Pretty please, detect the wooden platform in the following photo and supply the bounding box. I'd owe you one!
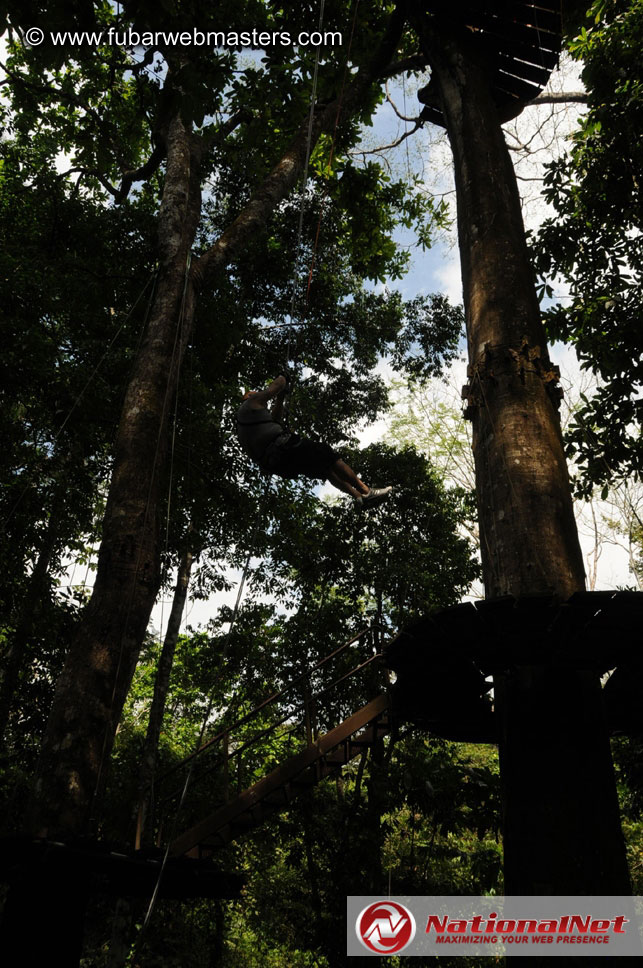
[384,591,643,738]
[418,1,564,125]
[0,836,243,899]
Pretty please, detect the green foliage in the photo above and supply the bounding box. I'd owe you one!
[93,439,483,964]
[531,0,643,493]
[249,443,478,627]
[209,735,500,967]
[0,0,464,756]
[0,121,159,746]
[612,735,643,893]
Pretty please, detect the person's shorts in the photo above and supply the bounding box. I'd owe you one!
[261,435,342,481]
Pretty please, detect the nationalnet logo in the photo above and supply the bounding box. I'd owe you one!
[425,911,628,947]
[347,896,643,958]
[355,901,416,954]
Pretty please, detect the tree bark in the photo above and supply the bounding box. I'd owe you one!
[135,539,194,848]
[27,110,202,839]
[415,16,630,897]
[422,28,585,601]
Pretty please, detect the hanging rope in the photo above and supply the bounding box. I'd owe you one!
[137,255,196,845]
[276,0,327,430]
[286,0,327,356]
[136,0,357,936]
[305,0,361,306]
[280,0,361,431]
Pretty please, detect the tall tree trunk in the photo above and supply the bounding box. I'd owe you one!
[135,539,194,848]
[415,17,630,896]
[27,111,202,840]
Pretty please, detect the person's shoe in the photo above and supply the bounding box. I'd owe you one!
[354,486,393,509]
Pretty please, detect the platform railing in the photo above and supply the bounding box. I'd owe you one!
[152,623,388,843]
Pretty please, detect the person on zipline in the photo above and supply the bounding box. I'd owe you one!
[236,375,392,508]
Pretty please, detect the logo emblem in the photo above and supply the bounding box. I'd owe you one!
[356,900,416,954]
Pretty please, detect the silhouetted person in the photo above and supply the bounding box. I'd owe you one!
[236,375,392,507]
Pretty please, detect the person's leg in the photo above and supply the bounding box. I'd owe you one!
[327,459,369,498]
[327,467,364,498]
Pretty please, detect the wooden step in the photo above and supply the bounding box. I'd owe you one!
[169,694,390,857]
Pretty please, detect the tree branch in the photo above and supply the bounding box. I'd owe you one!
[51,155,165,204]
[112,142,166,203]
[528,92,588,106]
[192,4,408,292]
[0,57,106,128]
[1,55,165,201]
[385,80,420,122]
[349,121,423,158]
[378,53,428,80]
[201,108,252,152]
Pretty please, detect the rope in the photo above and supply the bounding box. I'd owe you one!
[137,0,356,936]
[164,254,192,558]
[305,0,361,306]
[137,461,275,943]
[274,1,327,429]
[281,0,360,428]
[286,0,326,361]
[282,1,360,429]
[140,258,195,843]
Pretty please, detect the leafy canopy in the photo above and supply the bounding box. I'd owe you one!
[532,0,643,493]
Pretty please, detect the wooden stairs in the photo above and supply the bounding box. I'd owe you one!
[169,693,390,857]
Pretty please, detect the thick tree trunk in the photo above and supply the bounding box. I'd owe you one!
[416,18,630,896]
[104,544,194,968]
[429,42,584,600]
[27,112,202,840]
[135,539,194,848]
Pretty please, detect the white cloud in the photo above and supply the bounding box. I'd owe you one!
[431,251,463,304]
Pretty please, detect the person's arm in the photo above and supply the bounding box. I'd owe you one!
[270,381,288,421]
[246,375,287,410]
